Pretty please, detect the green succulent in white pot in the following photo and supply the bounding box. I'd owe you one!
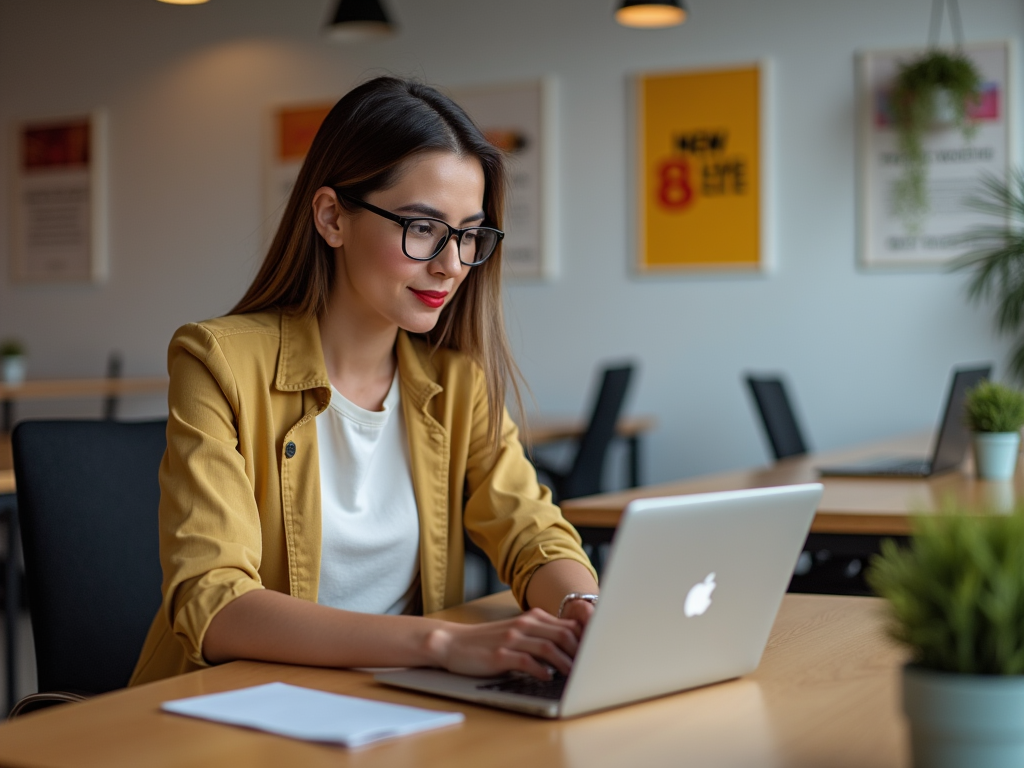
[0,339,26,386]
[964,381,1024,480]
[868,511,1024,768]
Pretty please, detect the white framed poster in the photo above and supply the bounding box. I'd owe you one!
[11,111,108,282]
[858,40,1013,268]
[449,79,557,280]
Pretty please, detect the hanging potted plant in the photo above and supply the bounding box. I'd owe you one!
[868,511,1024,767]
[890,49,981,229]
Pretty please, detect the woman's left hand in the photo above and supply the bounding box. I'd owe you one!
[559,597,596,632]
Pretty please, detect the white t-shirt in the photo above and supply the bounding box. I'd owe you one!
[315,374,421,614]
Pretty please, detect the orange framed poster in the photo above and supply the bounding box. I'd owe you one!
[636,63,770,272]
[264,102,333,238]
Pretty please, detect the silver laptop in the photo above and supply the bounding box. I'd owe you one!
[376,483,823,718]
[817,365,991,478]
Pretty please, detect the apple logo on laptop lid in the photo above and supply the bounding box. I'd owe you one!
[684,573,716,617]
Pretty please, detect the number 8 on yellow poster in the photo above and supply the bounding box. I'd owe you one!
[637,64,768,272]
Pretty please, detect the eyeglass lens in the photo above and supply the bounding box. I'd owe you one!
[403,219,499,265]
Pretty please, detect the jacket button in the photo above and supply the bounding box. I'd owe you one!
[285,441,296,458]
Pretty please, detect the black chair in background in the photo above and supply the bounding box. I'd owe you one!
[103,352,123,420]
[744,375,809,460]
[529,364,635,577]
[533,364,635,503]
[9,420,165,717]
[742,374,877,596]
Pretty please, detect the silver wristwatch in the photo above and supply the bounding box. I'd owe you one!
[557,592,600,618]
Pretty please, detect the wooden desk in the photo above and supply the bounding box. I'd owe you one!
[523,415,656,488]
[561,433,1016,537]
[0,591,907,767]
[0,377,168,432]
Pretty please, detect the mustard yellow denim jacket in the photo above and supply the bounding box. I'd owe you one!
[130,310,594,685]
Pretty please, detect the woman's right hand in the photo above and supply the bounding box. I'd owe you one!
[426,608,582,680]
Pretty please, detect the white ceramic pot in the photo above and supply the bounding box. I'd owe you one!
[0,355,26,386]
[973,432,1021,481]
[904,665,1024,768]
[931,88,959,127]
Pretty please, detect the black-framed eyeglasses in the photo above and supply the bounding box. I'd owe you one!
[334,190,504,266]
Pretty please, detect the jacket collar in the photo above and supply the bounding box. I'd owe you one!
[396,332,442,412]
[275,312,330,392]
[275,311,442,409]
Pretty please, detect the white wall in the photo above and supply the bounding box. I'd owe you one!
[0,0,1021,485]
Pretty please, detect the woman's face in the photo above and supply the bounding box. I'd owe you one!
[323,151,486,336]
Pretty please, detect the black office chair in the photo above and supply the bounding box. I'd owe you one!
[9,420,166,717]
[742,375,874,596]
[103,352,123,420]
[744,375,809,460]
[533,364,635,503]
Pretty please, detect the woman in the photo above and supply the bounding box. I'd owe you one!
[130,77,599,687]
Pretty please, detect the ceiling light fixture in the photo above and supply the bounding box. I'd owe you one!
[615,0,688,29]
[326,0,395,42]
[157,0,210,5]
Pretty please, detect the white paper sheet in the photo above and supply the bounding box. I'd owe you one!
[161,682,464,748]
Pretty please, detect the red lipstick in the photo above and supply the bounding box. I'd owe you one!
[409,288,448,308]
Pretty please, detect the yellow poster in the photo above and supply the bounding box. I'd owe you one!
[638,65,765,271]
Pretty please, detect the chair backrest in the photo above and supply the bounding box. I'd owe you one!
[744,375,809,460]
[103,352,122,420]
[562,365,634,499]
[12,420,166,695]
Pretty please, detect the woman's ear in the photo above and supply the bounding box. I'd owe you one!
[312,187,345,247]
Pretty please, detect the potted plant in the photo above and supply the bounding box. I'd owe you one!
[953,169,1024,381]
[890,49,981,229]
[0,339,27,386]
[867,511,1024,768]
[965,381,1024,480]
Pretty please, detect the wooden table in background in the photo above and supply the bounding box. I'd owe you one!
[0,435,12,495]
[523,415,656,488]
[0,591,907,768]
[0,377,168,433]
[560,432,1015,537]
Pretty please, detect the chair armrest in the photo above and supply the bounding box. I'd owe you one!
[9,690,90,718]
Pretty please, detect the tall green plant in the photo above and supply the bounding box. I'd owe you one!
[867,509,1024,675]
[953,168,1024,382]
[891,49,981,229]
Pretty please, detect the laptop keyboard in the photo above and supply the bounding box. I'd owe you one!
[477,671,567,700]
[866,460,931,476]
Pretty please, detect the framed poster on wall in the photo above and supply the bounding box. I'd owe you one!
[11,112,108,283]
[449,79,557,280]
[858,40,1012,268]
[265,103,333,238]
[635,63,770,273]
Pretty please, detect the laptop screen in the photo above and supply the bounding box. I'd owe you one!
[930,366,992,473]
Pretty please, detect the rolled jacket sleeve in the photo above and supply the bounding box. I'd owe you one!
[159,324,266,667]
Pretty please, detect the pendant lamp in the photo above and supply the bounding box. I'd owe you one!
[615,0,688,29]
[326,0,395,41]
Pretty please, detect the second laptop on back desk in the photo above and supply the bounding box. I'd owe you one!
[817,365,992,479]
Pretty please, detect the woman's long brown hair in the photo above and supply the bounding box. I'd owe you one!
[232,77,522,451]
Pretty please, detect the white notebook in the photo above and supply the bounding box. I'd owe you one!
[161,682,464,748]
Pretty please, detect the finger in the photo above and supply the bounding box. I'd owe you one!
[513,617,580,656]
[496,649,554,680]
[512,637,574,676]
